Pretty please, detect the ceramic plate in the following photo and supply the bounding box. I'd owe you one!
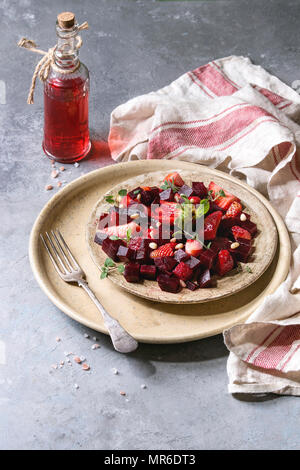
[29,160,290,343]
[87,169,278,304]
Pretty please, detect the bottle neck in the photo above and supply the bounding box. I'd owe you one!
[54,22,80,70]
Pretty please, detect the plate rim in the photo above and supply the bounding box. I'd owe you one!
[29,160,291,343]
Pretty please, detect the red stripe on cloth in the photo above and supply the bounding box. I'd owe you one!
[217,118,277,151]
[253,325,300,370]
[272,148,278,166]
[280,343,300,371]
[148,105,276,159]
[245,325,282,363]
[187,72,215,98]
[191,64,238,96]
[151,103,248,133]
[212,61,241,89]
[253,86,286,105]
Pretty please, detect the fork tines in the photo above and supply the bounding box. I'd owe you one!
[40,230,80,275]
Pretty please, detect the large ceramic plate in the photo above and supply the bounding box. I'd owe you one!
[87,169,278,304]
[29,160,291,343]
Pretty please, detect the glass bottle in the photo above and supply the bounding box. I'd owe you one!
[43,12,91,163]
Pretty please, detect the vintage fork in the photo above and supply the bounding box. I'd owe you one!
[40,230,138,353]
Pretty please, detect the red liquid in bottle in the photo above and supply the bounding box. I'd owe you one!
[43,71,90,163]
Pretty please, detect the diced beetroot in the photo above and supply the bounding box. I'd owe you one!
[218,216,241,235]
[233,238,253,262]
[159,188,174,202]
[128,187,142,200]
[186,280,199,291]
[94,231,108,246]
[154,256,178,273]
[204,211,223,240]
[102,238,126,261]
[192,182,207,198]
[185,256,202,271]
[157,274,181,293]
[134,239,152,264]
[174,249,190,263]
[124,263,140,283]
[179,184,194,198]
[198,269,213,288]
[140,265,157,280]
[116,245,134,263]
[210,237,232,252]
[240,219,257,236]
[173,262,193,281]
[198,248,217,270]
[208,201,226,214]
[215,250,234,276]
[140,188,160,206]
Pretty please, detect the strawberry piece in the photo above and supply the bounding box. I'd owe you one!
[225,201,242,218]
[232,225,251,241]
[215,249,234,276]
[173,262,193,281]
[120,194,135,207]
[153,202,181,224]
[185,239,203,257]
[150,242,176,259]
[203,211,223,240]
[164,172,185,187]
[188,196,201,204]
[100,221,140,239]
[208,182,239,210]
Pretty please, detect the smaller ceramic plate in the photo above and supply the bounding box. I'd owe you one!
[86,169,278,304]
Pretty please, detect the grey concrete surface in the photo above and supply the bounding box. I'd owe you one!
[1,0,300,450]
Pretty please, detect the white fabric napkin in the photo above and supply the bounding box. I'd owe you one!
[108,55,300,395]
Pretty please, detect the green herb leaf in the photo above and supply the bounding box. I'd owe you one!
[104,257,116,268]
[105,195,115,204]
[100,270,108,279]
[195,199,210,218]
[118,189,127,197]
[218,189,226,197]
[245,266,253,273]
[133,189,141,195]
[109,235,120,240]
[117,264,125,274]
[206,242,212,249]
[126,228,132,243]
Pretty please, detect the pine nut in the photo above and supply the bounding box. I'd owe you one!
[174,194,180,202]
[175,243,184,250]
[230,242,240,249]
[136,193,141,201]
[240,213,247,222]
[190,198,195,203]
[130,213,139,219]
[116,194,122,203]
[149,230,155,239]
[119,203,124,208]
[149,242,158,250]
[179,280,186,288]
[170,237,177,243]
[156,222,161,227]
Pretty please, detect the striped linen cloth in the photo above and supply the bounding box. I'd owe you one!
[108,55,300,395]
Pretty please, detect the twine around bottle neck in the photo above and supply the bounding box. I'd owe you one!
[18,21,89,104]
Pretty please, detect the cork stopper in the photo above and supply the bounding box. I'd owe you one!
[57,12,75,29]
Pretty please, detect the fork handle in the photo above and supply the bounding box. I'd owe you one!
[77,280,138,353]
